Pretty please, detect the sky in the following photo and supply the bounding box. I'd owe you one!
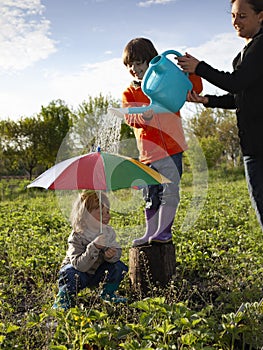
[0,0,245,121]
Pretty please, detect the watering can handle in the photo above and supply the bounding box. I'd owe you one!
[162,50,189,77]
[162,49,183,58]
[163,49,191,76]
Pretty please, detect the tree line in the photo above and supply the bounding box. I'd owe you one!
[186,106,241,169]
[0,95,240,179]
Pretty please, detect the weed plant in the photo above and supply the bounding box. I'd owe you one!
[0,170,262,349]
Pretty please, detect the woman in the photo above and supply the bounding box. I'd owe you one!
[177,0,263,230]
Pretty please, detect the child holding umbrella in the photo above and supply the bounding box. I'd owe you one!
[53,190,128,310]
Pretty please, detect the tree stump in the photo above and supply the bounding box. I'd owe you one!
[129,242,176,297]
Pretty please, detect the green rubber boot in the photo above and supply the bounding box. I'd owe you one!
[100,283,127,303]
[52,289,75,310]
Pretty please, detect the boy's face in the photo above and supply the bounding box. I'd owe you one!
[126,60,148,81]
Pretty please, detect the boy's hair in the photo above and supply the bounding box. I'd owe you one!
[70,190,110,232]
[122,37,158,66]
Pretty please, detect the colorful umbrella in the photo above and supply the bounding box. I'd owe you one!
[27,150,171,191]
[27,150,171,233]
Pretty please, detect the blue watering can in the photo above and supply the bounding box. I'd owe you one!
[109,50,193,117]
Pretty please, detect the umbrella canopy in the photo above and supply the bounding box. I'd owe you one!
[27,150,171,191]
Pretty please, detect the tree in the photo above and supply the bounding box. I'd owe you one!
[186,107,240,168]
[216,109,241,166]
[0,100,73,178]
[0,119,19,175]
[37,99,73,167]
[0,119,32,176]
[199,136,224,168]
[187,107,218,139]
[16,117,42,178]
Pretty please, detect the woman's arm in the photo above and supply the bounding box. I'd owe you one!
[186,91,236,110]
[178,35,263,94]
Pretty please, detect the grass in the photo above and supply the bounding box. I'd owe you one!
[0,169,262,349]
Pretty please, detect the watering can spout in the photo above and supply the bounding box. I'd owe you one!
[108,107,129,119]
[108,103,174,118]
[108,50,192,118]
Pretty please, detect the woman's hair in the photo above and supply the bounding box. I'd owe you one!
[122,37,158,66]
[70,190,110,232]
[231,0,263,16]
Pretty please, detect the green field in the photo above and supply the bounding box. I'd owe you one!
[0,169,262,349]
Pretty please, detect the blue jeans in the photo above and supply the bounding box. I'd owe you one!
[143,153,183,209]
[243,155,263,231]
[58,261,128,295]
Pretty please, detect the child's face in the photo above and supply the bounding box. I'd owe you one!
[126,60,148,81]
[90,205,110,226]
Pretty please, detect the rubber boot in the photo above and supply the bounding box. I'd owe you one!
[100,282,127,303]
[132,208,158,247]
[148,205,176,244]
[52,288,75,310]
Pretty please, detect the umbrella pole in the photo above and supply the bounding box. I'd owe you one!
[99,190,102,234]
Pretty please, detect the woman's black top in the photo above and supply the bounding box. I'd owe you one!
[196,28,263,156]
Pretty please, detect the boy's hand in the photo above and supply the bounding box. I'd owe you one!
[142,109,154,120]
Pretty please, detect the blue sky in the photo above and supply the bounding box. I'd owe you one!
[1,0,245,120]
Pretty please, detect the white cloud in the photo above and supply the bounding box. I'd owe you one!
[0,0,56,71]
[1,0,44,12]
[46,58,130,108]
[137,0,175,7]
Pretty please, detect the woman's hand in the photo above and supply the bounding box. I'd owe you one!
[187,91,209,104]
[177,53,200,74]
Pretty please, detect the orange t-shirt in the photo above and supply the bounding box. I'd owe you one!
[122,74,203,164]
